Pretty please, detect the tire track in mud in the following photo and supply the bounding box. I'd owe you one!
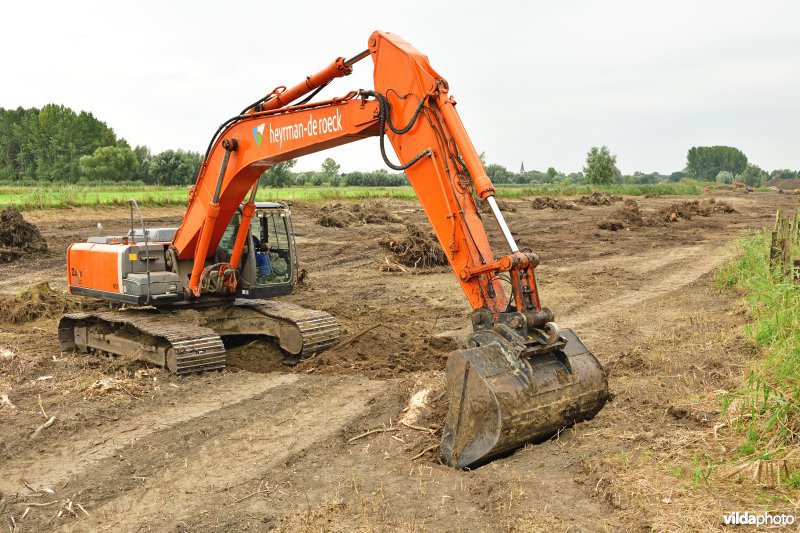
[62,376,381,532]
[0,373,299,496]
[556,244,731,328]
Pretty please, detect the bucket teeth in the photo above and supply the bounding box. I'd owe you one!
[441,328,608,469]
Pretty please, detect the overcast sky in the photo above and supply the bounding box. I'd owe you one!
[2,0,798,174]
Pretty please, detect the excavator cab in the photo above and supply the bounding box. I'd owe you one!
[217,202,297,299]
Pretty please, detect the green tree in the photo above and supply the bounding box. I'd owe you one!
[583,146,619,185]
[133,145,152,183]
[715,170,734,184]
[770,169,797,180]
[0,105,119,182]
[685,146,747,181]
[669,171,686,182]
[485,163,515,184]
[261,159,297,188]
[738,164,767,187]
[546,167,557,180]
[321,157,341,185]
[149,149,202,185]
[79,145,138,181]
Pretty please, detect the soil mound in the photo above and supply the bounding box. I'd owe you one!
[0,283,77,324]
[531,197,578,210]
[658,199,737,222]
[294,328,458,378]
[598,199,650,231]
[0,208,47,262]
[767,178,800,190]
[578,192,623,206]
[479,198,517,214]
[317,201,402,228]
[379,224,448,268]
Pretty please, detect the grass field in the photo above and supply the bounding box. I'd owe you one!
[0,182,702,210]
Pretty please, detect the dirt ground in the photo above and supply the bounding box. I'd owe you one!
[0,190,798,532]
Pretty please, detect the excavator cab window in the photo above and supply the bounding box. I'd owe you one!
[253,209,292,286]
[217,214,240,262]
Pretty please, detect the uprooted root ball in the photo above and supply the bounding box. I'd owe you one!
[578,192,623,206]
[0,208,47,262]
[598,199,650,231]
[658,199,738,222]
[317,202,402,228]
[530,197,578,210]
[0,282,78,324]
[379,224,448,268]
[599,198,739,230]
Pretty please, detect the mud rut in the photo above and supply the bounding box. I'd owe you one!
[0,192,797,531]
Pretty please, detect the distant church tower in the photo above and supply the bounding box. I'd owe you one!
[520,162,525,173]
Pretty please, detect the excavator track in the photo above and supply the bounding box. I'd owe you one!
[232,299,341,356]
[58,301,340,374]
[59,311,226,374]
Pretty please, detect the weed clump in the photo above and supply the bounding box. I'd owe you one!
[0,283,77,324]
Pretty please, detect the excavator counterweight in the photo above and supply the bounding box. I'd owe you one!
[61,30,608,469]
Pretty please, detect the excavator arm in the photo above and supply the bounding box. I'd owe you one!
[169,30,608,468]
[175,31,530,315]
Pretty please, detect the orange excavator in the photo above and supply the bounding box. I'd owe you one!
[733,180,753,193]
[59,31,608,468]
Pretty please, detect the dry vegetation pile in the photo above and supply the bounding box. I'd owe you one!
[599,199,738,231]
[578,192,623,205]
[530,196,578,210]
[657,198,737,222]
[378,223,448,268]
[0,282,78,324]
[0,207,47,262]
[317,201,402,228]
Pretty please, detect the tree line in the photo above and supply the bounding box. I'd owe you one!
[487,145,797,188]
[0,104,202,185]
[2,105,796,189]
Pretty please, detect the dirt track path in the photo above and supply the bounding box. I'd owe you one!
[2,193,797,531]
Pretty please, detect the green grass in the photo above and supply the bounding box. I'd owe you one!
[0,182,701,210]
[495,182,701,197]
[715,230,800,468]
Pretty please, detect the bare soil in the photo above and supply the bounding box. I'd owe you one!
[0,191,798,531]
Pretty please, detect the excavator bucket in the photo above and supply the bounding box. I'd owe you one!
[441,328,608,469]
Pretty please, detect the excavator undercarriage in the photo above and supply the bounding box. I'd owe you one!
[58,300,340,374]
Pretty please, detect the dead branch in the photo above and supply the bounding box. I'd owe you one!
[338,324,384,350]
[37,394,47,419]
[29,416,56,440]
[347,426,399,444]
[411,443,440,461]
[16,501,58,507]
[401,420,436,434]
